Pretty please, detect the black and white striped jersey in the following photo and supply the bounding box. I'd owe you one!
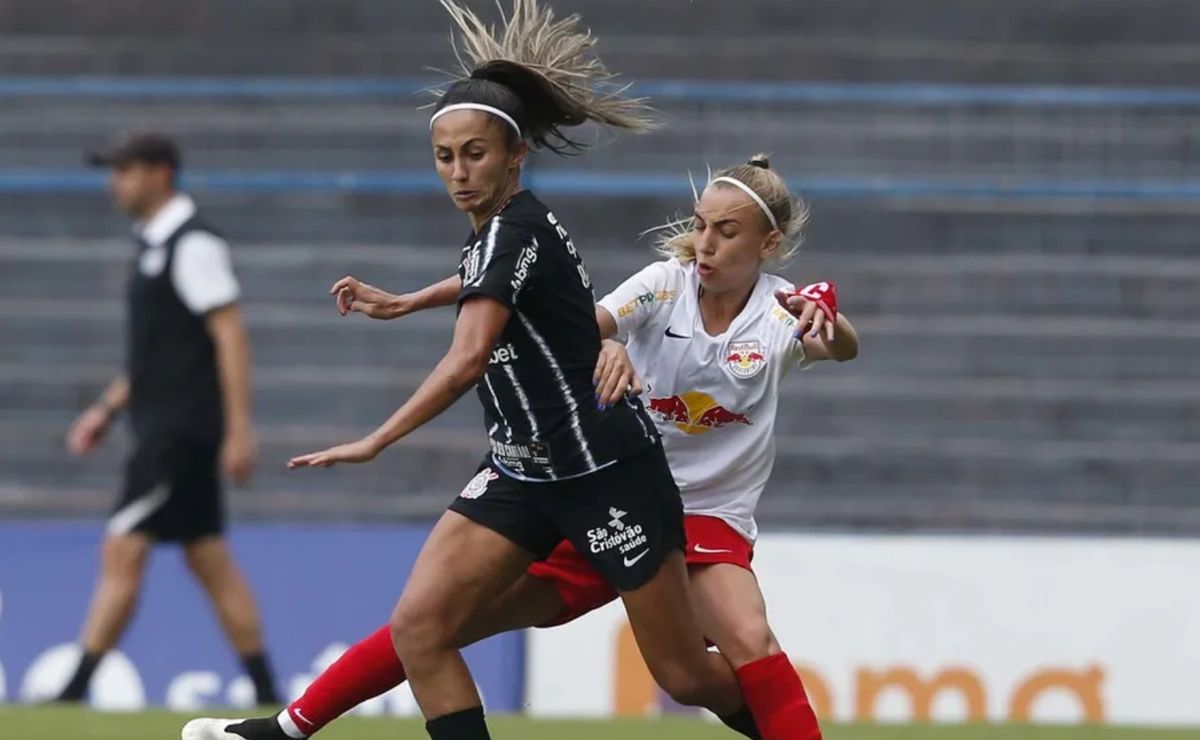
[457,190,659,481]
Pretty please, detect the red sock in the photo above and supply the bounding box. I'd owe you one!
[280,625,407,737]
[735,653,822,740]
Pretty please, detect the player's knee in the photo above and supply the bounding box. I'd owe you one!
[653,661,711,707]
[182,541,226,576]
[717,621,780,668]
[389,599,452,661]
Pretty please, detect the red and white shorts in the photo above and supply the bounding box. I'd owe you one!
[527,514,754,627]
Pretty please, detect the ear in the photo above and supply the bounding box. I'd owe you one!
[761,229,783,260]
[154,164,174,192]
[509,140,529,170]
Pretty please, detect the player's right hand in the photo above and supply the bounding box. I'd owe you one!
[330,275,406,320]
[66,405,111,455]
[593,339,643,409]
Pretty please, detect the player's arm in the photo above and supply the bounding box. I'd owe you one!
[593,306,643,406]
[331,274,462,319]
[596,305,618,340]
[590,262,677,405]
[65,375,129,455]
[207,304,257,483]
[292,221,534,467]
[170,231,258,482]
[595,261,674,344]
[289,296,509,467]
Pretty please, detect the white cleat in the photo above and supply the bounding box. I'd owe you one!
[181,718,249,740]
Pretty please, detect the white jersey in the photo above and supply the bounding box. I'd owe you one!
[598,258,811,542]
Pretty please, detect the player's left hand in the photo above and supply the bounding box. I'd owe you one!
[775,281,838,342]
[288,436,381,468]
[593,339,643,409]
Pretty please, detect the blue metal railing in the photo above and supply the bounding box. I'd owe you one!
[3,76,1200,108]
[5,169,1200,199]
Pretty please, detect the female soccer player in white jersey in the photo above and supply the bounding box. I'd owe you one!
[187,153,855,740]
[182,2,789,740]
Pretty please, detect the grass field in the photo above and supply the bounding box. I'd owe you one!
[2,707,1196,740]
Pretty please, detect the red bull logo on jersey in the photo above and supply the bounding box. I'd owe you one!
[646,391,753,435]
[725,339,768,379]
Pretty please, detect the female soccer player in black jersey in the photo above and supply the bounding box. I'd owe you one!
[184,2,764,740]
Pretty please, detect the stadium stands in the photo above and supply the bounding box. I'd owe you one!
[1,0,1197,533]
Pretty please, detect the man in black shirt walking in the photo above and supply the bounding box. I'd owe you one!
[57,132,278,705]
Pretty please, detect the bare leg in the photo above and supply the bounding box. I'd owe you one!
[79,532,153,652]
[185,536,279,704]
[184,536,267,656]
[454,572,566,645]
[56,532,153,701]
[618,550,744,716]
[690,563,823,740]
[389,510,535,720]
[180,560,568,740]
[688,563,780,668]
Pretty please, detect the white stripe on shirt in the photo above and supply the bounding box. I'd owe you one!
[625,395,654,441]
[516,310,597,470]
[468,216,503,289]
[483,374,512,442]
[502,363,541,440]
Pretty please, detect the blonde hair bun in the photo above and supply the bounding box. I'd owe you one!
[748,153,771,170]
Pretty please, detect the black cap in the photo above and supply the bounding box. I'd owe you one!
[86,132,182,170]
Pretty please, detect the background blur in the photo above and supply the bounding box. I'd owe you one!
[1,0,1198,729]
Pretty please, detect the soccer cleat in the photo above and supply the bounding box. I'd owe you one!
[182,717,291,740]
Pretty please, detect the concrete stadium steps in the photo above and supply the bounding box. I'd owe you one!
[7,242,1200,318]
[1,418,1197,534]
[7,302,1200,380]
[3,0,1199,534]
[4,0,1200,84]
[6,34,1200,86]
[4,233,1197,531]
[3,193,1200,255]
[5,98,1200,178]
[8,0,1200,45]
[6,368,1197,446]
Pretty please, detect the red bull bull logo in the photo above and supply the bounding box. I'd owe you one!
[647,391,753,435]
[725,339,768,378]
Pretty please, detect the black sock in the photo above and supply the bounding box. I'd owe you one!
[56,651,103,702]
[718,704,763,740]
[224,717,289,740]
[425,707,490,740]
[241,652,280,705]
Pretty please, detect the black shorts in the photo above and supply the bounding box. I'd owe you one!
[109,436,224,543]
[449,442,685,592]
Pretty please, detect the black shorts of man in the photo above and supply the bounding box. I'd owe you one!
[56,132,278,705]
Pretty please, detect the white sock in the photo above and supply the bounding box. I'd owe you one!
[276,710,307,740]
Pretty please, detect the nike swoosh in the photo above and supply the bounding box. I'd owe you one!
[693,545,733,554]
[293,709,315,727]
[623,550,650,567]
[664,327,690,339]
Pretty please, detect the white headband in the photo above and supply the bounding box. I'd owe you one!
[710,176,779,231]
[429,103,522,139]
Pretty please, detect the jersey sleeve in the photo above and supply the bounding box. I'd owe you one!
[458,215,539,309]
[777,282,816,373]
[171,231,240,315]
[597,260,679,343]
